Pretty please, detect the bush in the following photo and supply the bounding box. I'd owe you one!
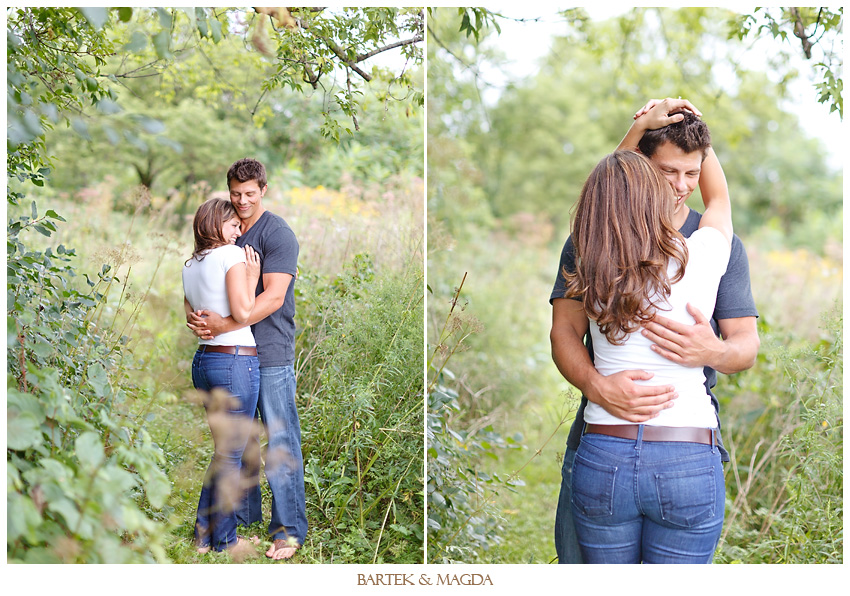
[717,309,843,563]
[7,205,171,562]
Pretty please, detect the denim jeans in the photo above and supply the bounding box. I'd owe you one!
[554,447,584,564]
[236,365,308,544]
[571,428,725,564]
[191,348,259,551]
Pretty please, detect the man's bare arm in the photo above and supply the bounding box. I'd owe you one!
[642,306,759,374]
[551,298,678,422]
[187,272,293,339]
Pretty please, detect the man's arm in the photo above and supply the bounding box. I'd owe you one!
[642,306,759,374]
[187,272,292,339]
[551,298,678,422]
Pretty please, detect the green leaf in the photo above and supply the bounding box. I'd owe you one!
[122,31,148,53]
[140,117,166,134]
[155,135,183,153]
[152,30,172,59]
[71,118,91,140]
[6,492,42,542]
[31,200,37,219]
[102,124,120,146]
[157,7,173,30]
[123,131,148,152]
[78,7,109,30]
[87,363,112,398]
[95,98,122,115]
[209,18,223,43]
[45,209,66,222]
[75,431,105,468]
[144,467,171,509]
[117,7,133,22]
[48,498,82,529]
[7,411,43,450]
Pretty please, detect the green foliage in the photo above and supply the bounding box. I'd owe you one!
[428,7,841,252]
[730,7,843,119]
[425,279,523,563]
[296,254,424,563]
[7,210,171,562]
[716,310,843,563]
[255,7,424,138]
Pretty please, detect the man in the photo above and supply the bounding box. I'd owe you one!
[550,99,760,563]
[188,158,307,560]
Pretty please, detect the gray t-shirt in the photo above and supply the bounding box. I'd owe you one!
[550,207,758,461]
[236,210,299,368]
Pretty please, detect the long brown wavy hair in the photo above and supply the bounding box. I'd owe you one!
[187,198,238,264]
[563,151,688,344]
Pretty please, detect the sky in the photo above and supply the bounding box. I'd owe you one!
[471,5,844,170]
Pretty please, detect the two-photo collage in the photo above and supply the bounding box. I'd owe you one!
[7,5,843,583]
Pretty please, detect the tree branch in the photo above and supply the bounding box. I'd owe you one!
[355,35,423,63]
[314,33,372,81]
[789,7,813,59]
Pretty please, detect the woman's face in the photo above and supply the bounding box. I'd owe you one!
[222,216,242,244]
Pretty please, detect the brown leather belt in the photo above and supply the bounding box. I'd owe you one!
[197,345,257,356]
[584,424,714,445]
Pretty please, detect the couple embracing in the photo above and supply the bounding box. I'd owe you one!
[551,99,760,564]
[181,158,306,559]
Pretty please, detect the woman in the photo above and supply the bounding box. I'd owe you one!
[182,197,261,553]
[563,149,732,563]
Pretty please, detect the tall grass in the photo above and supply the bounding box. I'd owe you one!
[426,202,843,563]
[10,173,425,563]
[717,309,843,563]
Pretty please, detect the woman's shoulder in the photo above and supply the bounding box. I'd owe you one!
[686,227,731,271]
[687,226,727,249]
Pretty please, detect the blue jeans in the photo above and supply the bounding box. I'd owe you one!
[554,447,584,564]
[237,365,307,544]
[191,348,259,551]
[571,428,725,564]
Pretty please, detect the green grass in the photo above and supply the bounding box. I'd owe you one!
[10,174,425,564]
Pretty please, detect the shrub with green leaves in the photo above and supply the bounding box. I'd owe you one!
[717,310,843,563]
[7,206,171,563]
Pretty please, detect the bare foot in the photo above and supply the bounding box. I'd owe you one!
[265,538,300,560]
[196,545,211,555]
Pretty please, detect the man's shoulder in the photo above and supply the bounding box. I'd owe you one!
[258,210,294,232]
[250,211,297,244]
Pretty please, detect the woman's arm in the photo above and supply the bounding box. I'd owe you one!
[617,98,703,151]
[225,246,261,323]
[696,147,732,244]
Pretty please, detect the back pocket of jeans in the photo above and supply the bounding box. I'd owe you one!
[655,467,716,528]
[571,453,617,517]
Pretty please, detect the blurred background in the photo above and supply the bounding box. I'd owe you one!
[8,7,424,564]
[426,7,842,564]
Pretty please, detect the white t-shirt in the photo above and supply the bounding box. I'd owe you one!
[182,244,256,347]
[585,227,731,428]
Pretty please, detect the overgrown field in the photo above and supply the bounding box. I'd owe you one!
[9,175,425,563]
[426,213,843,564]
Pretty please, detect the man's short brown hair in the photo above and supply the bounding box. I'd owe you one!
[227,158,267,189]
[638,111,711,160]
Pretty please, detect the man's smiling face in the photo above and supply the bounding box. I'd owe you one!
[229,178,267,225]
[648,141,704,217]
